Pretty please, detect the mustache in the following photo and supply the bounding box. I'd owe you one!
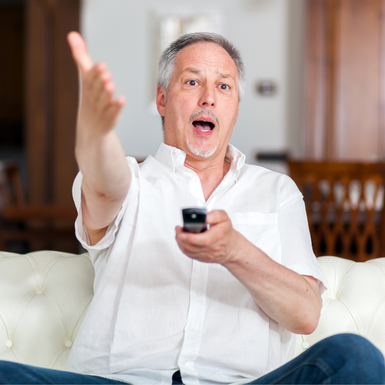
[189,109,220,127]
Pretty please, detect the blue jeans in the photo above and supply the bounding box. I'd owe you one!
[0,334,384,384]
[247,334,385,384]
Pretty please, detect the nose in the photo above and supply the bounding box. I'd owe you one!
[198,85,216,108]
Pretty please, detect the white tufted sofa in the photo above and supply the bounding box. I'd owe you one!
[0,251,385,370]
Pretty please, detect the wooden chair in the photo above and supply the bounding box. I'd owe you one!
[0,160,78,253]
[287,161,385,261]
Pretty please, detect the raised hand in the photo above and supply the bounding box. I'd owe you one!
[67,31,125,137]
[66,32,130,246]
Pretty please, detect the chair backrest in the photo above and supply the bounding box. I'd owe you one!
[0,161,25,213]
[287,161,385,261]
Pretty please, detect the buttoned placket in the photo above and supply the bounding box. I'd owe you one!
[176,164,237,384]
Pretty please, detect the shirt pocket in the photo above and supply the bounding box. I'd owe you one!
[229,212,281,263]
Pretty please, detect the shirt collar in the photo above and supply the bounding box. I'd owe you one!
[154,143,186,173]
[154,143,246,178]
[225,144,246,176]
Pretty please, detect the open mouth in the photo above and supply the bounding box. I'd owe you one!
[192,120,215,133]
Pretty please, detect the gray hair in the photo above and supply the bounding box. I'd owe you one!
[157,32,245,101]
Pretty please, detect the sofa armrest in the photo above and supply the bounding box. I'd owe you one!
[294,256,385,358]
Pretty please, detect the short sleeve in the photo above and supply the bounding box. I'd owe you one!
[278,176,328,295]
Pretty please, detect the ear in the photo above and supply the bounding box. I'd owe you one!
[156,85,166,117]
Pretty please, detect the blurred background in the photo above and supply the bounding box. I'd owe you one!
[1,0,384,255]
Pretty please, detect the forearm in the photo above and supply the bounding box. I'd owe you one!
[176,210,321,334]
[75,130,130,238]
[75,130,130,200]
[223,233,322,335]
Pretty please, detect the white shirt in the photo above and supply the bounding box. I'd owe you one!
[66,143,326,385]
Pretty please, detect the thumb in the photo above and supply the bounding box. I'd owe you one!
[206,210,229,225]
[67,31,93,73]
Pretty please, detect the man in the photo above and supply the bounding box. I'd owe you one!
[0,31,384,385]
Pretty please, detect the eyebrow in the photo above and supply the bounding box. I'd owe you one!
[183,68,235,80]
[184,68,202,75]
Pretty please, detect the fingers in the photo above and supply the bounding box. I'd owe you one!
[176,211,241,265]
[206,210,230,225]
[96,75,120,113]
[86,64,114,110]
[177,210,230,244]
[175,224,233,264]
[96,81,115,112]
[176,225,199,243]
[80,62,125,124]
[176,224,216,247]
[104,96,126,126]
[67,31,93,73]
[175,226,209,256]
[68,32,125,134]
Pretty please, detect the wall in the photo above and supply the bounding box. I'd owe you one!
[80,0,306,164]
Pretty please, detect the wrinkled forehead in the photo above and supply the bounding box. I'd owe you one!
[173,42,238,79]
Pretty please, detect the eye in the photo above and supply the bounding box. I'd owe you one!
[186,80,198,86]
[219,84,230,90]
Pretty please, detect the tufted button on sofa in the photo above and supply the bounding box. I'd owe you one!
[0,251,384,370]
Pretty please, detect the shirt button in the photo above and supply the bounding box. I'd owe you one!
[195,291,202,296]
[5,340,13,348]
[191,328,197,334]
[65,340,73,348]
[183,360,188,365]
[301,341,310,349]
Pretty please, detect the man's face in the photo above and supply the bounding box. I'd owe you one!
[156,42,240,162]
